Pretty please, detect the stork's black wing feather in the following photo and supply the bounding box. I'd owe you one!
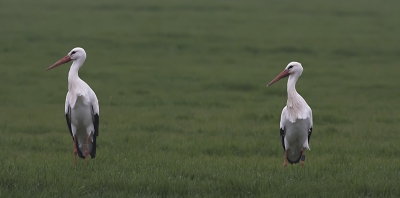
[94,114,99,137]
[90,106,99,158]
[308,127,312,142]
[65,105,73,139]
[280,128,285,151]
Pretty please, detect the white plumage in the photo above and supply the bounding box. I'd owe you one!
[46,47,99,165]
[267,62,313,167]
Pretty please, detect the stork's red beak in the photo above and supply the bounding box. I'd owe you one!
[267,69,290,87]
[45,55,72,71]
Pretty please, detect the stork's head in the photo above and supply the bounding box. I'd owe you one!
[45,47,86,71]
[68,47,86,61]
[267,62,303,87]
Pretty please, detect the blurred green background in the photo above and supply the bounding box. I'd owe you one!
[0,0,399,197]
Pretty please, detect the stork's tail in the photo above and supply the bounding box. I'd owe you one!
[287,148,302,164]
[75,134,96,159]
[75,138,85,159]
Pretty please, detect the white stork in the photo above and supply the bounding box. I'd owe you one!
[46,47,99,165]
[267,62,312,167]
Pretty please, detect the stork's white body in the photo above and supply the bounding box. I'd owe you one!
[280,101,312,163]
[47,47,99,165]
[65,82,99,157]
[267,62,313,166]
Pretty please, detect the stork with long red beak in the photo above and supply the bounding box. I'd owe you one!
[46,47,99,165]
[267,62,313,167]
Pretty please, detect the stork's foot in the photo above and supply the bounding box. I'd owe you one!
[74,149,78,166]
[300,148,306,167]
[85,134,89,166]
[283,150,288,167]
[84,150,89,165]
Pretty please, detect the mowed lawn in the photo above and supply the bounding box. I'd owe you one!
[0,0,399,197]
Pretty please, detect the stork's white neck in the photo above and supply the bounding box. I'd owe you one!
[286,74,308,122]
[287,74,300,100]
[68,58,84,90]
[68,59,85,79]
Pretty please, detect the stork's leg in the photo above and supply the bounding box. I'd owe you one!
[73,135,77,165]
[84,134,89,165]
[300,148,305,167]
[283,150,288,167]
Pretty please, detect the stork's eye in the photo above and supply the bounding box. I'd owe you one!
[70,51,76,55]
[288,65,294,69]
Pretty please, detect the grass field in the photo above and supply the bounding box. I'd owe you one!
[1,0,400,197]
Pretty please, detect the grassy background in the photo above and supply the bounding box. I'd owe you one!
[1,0,400,197]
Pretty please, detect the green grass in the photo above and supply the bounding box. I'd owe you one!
[1,0,400,197]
